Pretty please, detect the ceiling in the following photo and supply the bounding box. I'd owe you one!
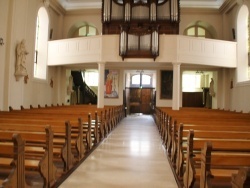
[57,0,227,10]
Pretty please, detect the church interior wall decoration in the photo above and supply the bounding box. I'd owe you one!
[160,70,173,99]
[104,69,119,98]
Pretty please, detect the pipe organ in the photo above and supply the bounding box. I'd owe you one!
[102,0,180,60]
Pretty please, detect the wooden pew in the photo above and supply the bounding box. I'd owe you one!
[155,114,250,169]
[231,167,250,188]
[0,119,78,172]
[1,105,122,156]
[0,125,57,187]
[7,105,113,141]
[154,107,250,187]
[183,130,250,188]
[0,105,123,187]
[174,123,250,179]
[0,133,28,188]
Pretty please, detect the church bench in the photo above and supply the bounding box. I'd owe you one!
[173,124,250,177]
[10,106,113,142]
[155,107,250,122]
[0,133,29,188]
[183,130,250,188]
[22,104,124,129]
[0,112,102,152]
[154,107,250,154]
[0,105,123,187]
[7,105,113,139]
[167,120,250,162]
[0,126,56,188]
[0,120,81,172]
[12,104,124,133]
[153,107,250,187]
[199,142,250,188]
[0,111,107,170]
[231,167,250,188]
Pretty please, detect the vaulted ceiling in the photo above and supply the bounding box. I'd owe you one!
[57,0,226,10]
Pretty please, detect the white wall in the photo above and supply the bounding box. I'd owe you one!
[48,35,237,67]
[180,8,223,39]
[62,9,102,39]
[0,0,65,110]
[0,0,10,110]
[221,1,250,113]
[1,0,250,112]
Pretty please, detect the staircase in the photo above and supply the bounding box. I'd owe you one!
[71,71,97,104]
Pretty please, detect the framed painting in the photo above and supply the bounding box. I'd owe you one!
[160,70,173,99]
[104,69,119,98]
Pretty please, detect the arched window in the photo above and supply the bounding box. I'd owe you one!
[78,25,97,37]
[184,21,217,39]
[236,5,249,82]
[185,26,211,38]
[131,73,152,87]
[248,17,250,79]
[70,25,98,38]
[34,7,49,80]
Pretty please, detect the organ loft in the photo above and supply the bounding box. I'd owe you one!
[102,0,180,60]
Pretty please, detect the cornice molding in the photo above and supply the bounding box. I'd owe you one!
[65,8,101,16]
[50,0,66,15]
[219,0,237,13]
[59,1,102,11]
[181,8,220,14]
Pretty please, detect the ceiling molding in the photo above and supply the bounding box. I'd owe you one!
[65,9,101,15]
[50,0,66,15]
[57,0,226,11]
[180,0,226,9]
[58,0,102,10]
[219,0,237,14]
[181,7,220,14]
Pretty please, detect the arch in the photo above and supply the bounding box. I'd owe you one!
[67,21,99,38]
[236,4,249,82]
[184,20,217,39]
[34,6,49,80]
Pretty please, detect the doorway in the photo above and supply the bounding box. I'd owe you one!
[127,88,154,114]
[124,70,156,114]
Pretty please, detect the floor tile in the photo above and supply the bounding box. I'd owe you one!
[59,114,178,188]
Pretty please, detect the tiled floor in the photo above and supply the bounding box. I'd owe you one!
[59,114,178,188]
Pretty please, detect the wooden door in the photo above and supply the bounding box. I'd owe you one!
[129,88,153,114]
[141,89,152,114]
[129,88,141,114]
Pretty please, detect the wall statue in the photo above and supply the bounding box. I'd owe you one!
[15,39,28,81]
[209,78,215,97]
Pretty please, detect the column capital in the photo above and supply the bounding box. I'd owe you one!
[97,61,106,65]
[172,62,182,66]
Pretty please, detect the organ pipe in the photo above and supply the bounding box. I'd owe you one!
[150,2,156,21]
[120,30,127,55]
[103,0,111,22]
[125,3,131,22]
[151,30,158,55]
[171,0,178,22]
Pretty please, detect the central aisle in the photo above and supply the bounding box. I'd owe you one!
[59,114,178,188]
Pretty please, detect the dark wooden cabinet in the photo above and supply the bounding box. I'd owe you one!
[182,92,203,107]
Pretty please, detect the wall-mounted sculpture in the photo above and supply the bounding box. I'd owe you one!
[15,39,28,81]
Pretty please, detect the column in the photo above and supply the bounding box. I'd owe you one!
[97,62,106,108]
[172,63,181,110]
